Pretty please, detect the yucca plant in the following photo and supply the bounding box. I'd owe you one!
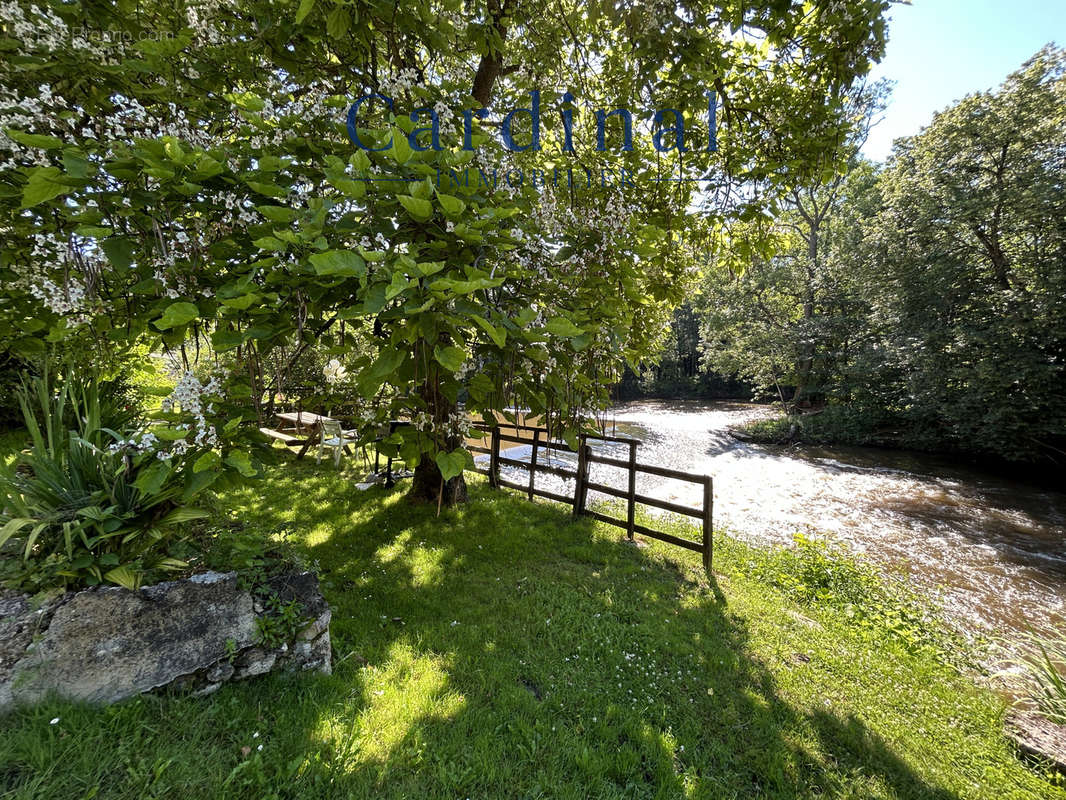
[1010,629,1066,725]
[0,370,207,591]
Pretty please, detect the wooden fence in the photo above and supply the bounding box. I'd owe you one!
[466,423,714,572]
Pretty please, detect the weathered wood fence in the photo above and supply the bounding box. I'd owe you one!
[466,423,714,571]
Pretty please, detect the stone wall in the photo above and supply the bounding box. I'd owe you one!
[0,570,330,710]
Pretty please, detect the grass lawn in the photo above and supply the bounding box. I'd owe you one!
[1,452,1062,799]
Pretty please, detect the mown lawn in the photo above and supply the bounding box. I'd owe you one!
[1,453,1062,799]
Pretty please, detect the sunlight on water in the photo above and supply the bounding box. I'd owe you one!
[493,400,1066,642]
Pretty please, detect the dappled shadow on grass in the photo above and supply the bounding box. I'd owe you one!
[0,459,967,799]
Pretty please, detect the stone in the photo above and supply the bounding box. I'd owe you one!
[206,662,235,683]
[0,570,332,710]
[1006,710,1066,773]
[235,648,277,679]
[4,572,256,707]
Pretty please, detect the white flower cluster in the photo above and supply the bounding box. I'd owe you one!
[108,431,159,454]
[0,83,72,171]
[411,410,435,433]
[0,2,108,55]
[28,276,86,317]
[379,68,421,96]
[322,359,348,385]
[160,371,221,454]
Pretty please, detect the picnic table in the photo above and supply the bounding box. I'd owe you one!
[261,411,343,459]
[259,413,404,484]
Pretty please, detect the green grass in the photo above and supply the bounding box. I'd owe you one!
[1,455,1062,799]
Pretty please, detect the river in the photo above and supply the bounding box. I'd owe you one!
[493,400,1066,644]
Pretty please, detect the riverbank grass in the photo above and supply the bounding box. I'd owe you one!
[0,455,1062,799]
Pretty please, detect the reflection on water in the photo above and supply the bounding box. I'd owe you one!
[491,400,1066,642]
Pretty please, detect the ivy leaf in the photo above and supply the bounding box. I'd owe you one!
[155,302,200,330]
[398,195,433,222]
[434,345,467,372]
[20,167,69,208]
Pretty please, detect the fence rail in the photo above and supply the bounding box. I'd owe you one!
[466,423,713,571]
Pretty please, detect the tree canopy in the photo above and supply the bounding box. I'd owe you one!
[0,0,890,501]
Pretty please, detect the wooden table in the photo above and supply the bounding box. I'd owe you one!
[274,411,338,458]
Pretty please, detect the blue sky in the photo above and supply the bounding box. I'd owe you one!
[862,0,1066,161]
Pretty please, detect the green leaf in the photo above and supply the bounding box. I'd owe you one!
[225,450,257,477]
[310,250,366,277]
[158,507,211,525]
[436,193,466,216]
[155,302,200,330]
[253,236,287,252]
[398,195,433,222]
[210,328,243,351]
[545,316,583,337]
[433,345,466,372]
[5,128,63,149]
[100,238,135,272]
[436,449,473,481]
[385,272,410,300]
[473,317,506,348]
[104,565,141,591]
[0,518,33,549]
[366,346,406,380]
[21,166,69,208]
[295,0,315,23]
[134,461,171,495]
[390,133,413,165]
[193,451,221,473]
[256,205,298,223]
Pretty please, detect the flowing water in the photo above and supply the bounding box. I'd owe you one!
[492,400,1066,643]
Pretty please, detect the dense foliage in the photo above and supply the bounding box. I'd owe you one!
[0,0,889,502]
[698,48,1066,463]
[0,371,223,590]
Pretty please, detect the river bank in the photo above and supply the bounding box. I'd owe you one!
[496,401,1066,648]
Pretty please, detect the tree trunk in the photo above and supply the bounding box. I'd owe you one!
[404,376,468,506]
[408,458,468,506]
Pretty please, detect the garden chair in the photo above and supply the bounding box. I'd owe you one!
[316,419,352,467]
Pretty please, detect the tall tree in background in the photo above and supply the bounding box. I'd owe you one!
[866,45,1066,460]
[699,81,886,409]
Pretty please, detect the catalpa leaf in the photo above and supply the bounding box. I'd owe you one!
[434,345,466,372]
[310,249,366,277]
[155,302,200,330]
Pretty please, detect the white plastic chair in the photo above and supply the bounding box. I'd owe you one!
[316,419,351,467]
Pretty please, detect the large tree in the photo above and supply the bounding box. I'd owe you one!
[864,45,1066,460]
[0,0,890,503]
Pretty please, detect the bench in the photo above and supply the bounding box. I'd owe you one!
[259,427,301,445]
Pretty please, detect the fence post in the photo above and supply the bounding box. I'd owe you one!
[528,429,540,502]
[626,440,637,541]
[489,427,500,489]
[573,434,588,516]
[702,476,713,573]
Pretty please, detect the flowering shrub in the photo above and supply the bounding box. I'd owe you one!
[0,0,888,506]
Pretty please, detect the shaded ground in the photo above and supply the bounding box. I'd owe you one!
[0,456,1062,799]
